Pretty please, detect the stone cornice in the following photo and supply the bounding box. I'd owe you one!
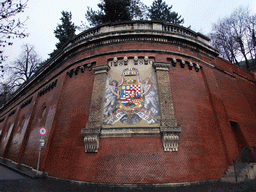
[66,29,218,59]
[92,64,110,74]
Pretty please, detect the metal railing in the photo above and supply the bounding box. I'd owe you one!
[233,146,256,182]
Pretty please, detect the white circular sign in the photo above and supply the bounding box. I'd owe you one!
[39,127,47,136]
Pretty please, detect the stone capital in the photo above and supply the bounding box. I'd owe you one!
[162,132,180,152]
[81,128,101,153]
[92,64,110,74]
[153,62,171,71]
[160,126,181,152]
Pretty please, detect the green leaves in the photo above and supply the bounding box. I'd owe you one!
[54,11,76,49]
[148,0,184,24]
[85,0,147,27]
[85,0,184,27]
[50,11,77,57]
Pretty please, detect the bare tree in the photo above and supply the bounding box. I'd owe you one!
[9,44,41,88]
[0,0,29,77]
[210,19,240,65]
[248,14,256,65]
[210,7,256,70]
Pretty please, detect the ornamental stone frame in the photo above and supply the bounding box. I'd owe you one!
[81,64,110,152]
[82,62,181,152]
[153,62,181,152]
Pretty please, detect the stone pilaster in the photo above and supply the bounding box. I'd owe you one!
[81,64,110,153]
[153,62,181,152]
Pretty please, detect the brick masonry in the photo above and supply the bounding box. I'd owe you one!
[0,21,255,184]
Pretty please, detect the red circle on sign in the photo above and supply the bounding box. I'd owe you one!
[39,127,47,136]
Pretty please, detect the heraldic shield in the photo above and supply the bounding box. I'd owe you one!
[103,67,159,126]
[120,84,142,109]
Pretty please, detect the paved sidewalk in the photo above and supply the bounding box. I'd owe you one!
[1,165,256,192]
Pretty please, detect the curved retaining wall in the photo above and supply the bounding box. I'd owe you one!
[0,21,255,184]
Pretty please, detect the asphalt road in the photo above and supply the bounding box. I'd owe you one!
[1,165,256,192]
[0,165,27,180]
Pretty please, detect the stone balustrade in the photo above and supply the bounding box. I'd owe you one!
[71,21,210,47]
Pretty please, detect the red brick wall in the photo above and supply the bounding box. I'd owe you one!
[213,67,256,149]
[43,67,94,176]
[4,96,36,162]
[20,76,63,168]
[43,50,230,183]
[0,39,255,184]
[0,113,17,156]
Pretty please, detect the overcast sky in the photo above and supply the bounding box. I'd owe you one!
[3,0,256,79]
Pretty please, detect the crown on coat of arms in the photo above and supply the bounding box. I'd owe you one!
[122,68,139,76]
